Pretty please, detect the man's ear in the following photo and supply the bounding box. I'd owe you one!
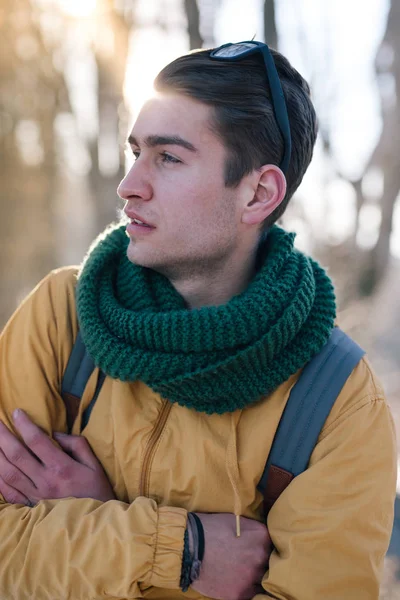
[241,165,287,226]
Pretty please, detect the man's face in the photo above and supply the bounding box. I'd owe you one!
[118,92,252,279]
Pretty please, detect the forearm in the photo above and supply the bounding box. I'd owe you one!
[0,496,187,599]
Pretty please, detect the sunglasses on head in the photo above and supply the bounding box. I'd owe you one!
[210,41,291,175]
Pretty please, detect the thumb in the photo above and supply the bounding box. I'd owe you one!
[53,433,98,469]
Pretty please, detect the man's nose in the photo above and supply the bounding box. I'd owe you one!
[117,161,153,202]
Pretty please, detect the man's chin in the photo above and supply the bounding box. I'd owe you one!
[126,242,160,270]
[127,243,146,267]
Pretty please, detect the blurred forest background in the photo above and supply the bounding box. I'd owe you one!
[1,0,400,595]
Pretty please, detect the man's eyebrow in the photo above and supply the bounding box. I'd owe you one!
[127,134,197,153]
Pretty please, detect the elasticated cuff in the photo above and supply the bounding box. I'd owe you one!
[148,506,187,589]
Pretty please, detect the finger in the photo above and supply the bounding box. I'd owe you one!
[0,475,31,506]
[53,433,98,469]
[0,420,42,479]
[0,448,36,497]
[12,410,67,468]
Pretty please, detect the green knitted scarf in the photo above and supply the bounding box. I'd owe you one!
[76,224,336,414]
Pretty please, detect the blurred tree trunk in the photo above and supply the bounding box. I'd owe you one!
[295,0,399,300]
[351,178,364,249]
[184,0,203,49]
[0,0,69,327]
[264,0,277,49]
[184,0,223,51]
[359,0,400,294]
[89,0,132,233]
[0,0,136,328]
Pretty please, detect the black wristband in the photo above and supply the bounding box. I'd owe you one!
[190,512,205,562]
[180,527,193,592]
[180,513,206,592]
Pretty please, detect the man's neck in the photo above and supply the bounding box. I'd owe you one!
[167,243,259,309]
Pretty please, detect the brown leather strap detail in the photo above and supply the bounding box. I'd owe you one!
[61,392,81,434]
[264,465,294,517]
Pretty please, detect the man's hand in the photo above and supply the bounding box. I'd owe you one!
[0,409,115,506]
[191,513,272,600]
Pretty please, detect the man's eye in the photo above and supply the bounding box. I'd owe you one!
[161,152,181,164]
[132,151,140,160]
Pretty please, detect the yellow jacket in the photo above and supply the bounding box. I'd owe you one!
[0,268,396,600]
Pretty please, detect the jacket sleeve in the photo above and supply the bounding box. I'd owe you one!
[0,270,187,599]
[253,361,397,600]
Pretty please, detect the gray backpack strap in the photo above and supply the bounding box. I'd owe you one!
[61,331,105,432]
[257,327,365,516]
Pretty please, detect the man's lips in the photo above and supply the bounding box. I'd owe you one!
[124,210,155,228]
[126,221,155,237]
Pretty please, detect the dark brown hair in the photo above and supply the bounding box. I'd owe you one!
[154,47,318,227]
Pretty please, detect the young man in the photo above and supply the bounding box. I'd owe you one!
[0,42,396,600]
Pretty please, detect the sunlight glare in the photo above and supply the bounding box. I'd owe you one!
[57,0,97,18]
[123,23,188,161]
[124,27,161,121]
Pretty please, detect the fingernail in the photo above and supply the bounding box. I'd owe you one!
[13,409,22,419]
[54,432,67,437]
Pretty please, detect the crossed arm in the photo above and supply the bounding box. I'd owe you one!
[0,409,271,600]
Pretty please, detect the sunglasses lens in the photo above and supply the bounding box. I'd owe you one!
[213,42,257,58]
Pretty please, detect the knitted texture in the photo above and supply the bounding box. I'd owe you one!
[76,223,336,414]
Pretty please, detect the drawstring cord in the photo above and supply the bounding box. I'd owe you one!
[226,410,243,537]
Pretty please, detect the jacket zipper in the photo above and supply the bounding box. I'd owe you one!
[139,399,172,497]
